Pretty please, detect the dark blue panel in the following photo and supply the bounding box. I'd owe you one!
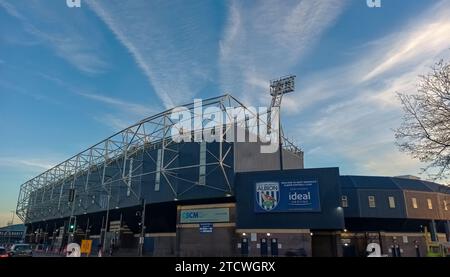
[235,168,344,230]
[346,176,399,190]
[340,176,357,188]
[340,188,360,217]
[142,142,234,203]
[357,189,406,218]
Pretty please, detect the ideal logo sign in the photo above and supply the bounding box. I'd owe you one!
[255,180,321,213]
[288,191,311,201]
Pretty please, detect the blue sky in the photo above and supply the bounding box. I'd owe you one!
[1,0,450,226]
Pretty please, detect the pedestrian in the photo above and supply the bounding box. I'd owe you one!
[97,244,102,257]
[109,237,117,256]
[109,241,114,256]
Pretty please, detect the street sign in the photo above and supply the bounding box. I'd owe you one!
[80,239,92,254]
[199,223,213,233]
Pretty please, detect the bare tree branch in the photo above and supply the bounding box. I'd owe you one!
[395,59,450,180]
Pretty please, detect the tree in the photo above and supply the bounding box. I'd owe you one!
[395,59,450,180]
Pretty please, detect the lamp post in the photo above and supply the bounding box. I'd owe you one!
[8,210,15,244]
[9,210,14,225]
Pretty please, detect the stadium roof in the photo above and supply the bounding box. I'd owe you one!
[340,175,449,193]
[0,224,26,232]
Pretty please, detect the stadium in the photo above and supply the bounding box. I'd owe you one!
[15,77,450,257]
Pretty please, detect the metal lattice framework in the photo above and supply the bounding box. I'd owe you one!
[16,94,302,224]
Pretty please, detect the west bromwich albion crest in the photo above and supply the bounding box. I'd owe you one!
[256,182,280,211]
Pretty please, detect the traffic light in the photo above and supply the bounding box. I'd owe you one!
[68,216,76,233]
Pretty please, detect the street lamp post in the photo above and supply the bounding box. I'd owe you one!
[8,211,15,244]
[102,176,112,255]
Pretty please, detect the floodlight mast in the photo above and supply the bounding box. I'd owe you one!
[269,75,296,170]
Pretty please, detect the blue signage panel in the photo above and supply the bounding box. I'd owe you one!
[199,223,213,233]
[254,180,321,213]
[180,208,229,223]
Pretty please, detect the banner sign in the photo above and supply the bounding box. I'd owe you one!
[80,240,92,254]
[180,207,229,223]
[199,223,213,233]
[0,231,23,236]
[254,180,321,213]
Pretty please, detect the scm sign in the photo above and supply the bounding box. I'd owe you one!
[180,208,229,223]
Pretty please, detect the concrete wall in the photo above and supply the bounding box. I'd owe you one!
[150,234,176,256]
[282,149,304,170]
[177,224,236,256]
[234,141,303,172]
[176,203,237,257]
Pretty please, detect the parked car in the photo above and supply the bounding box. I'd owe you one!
[9,244,32,257]
[0,247,9,258]
[35,244,45,252]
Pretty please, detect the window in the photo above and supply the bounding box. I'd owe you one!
[388,196,396,208]
[341,195,348,208]
[427,198,433,210]
[412,198,418,209]
[444,200,448,211]
[368,196,376,208]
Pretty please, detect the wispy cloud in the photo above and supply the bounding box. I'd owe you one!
[288,0,450,178]
[86,0,218,108]
[363,10,450,82]
[0,0,26,21]
[219,0,348,105]
[37,73,156,118]
[0,0,109,74]
[0,79,48,101]
[93,113,133,131]
[75,91,154,117]
[32,30,109,74]
[0,157,57,171]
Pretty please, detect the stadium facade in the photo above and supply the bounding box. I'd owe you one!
[15,94,450,257]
